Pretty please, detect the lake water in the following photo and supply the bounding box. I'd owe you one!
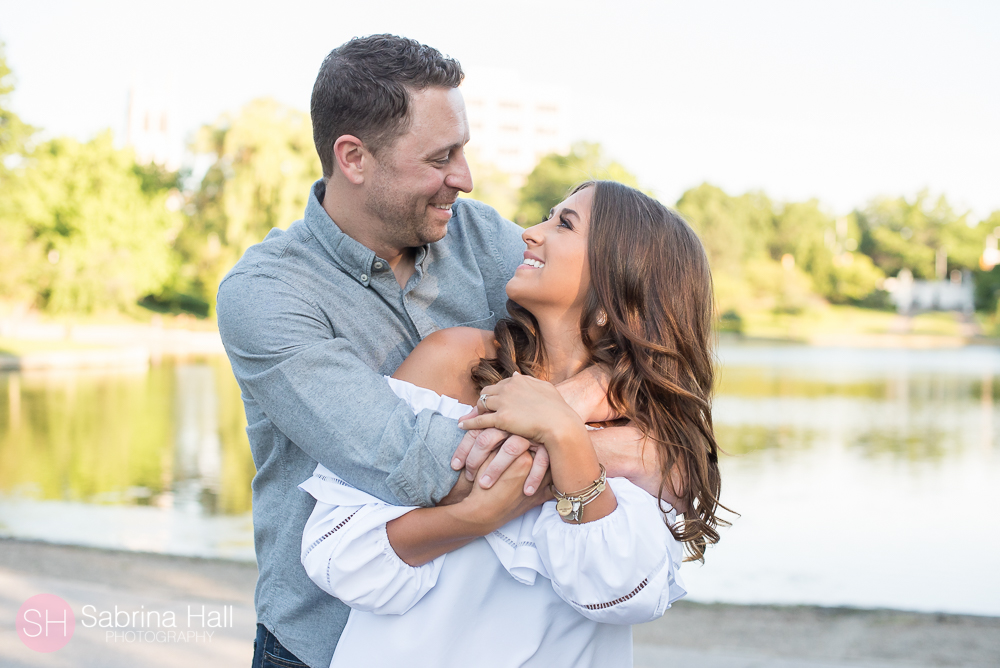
[1,343,998,615]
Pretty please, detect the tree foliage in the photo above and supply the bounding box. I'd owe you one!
[172,98,321,309]
[856,192,979,280]
[0,42,34,178]
[0,133,181,313]
[515,142,641,226]
[1,43,995,321]
[675,184,884,313]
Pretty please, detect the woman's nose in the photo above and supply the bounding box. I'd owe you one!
[521,224,543,246]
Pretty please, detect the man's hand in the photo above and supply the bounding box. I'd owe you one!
[460,451,553,532]
[591,425,687,512]
[436,471,474,507]
[555,364,617,423]
[452,411,550,496]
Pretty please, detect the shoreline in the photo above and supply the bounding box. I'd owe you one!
[2,538,998,667]
[1,330,996,372]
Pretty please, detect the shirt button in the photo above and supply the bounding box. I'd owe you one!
[360,274,368,282]
[373,262,383,270]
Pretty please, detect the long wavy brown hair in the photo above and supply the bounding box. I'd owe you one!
[472,180,727,562]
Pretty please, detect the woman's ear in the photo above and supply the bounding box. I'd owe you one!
[332,135,367,185]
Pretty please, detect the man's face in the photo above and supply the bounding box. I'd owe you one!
[364,87,473,248]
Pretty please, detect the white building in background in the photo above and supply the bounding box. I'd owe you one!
[884,268,975,314]
[126,83,182,170]
[461,70,571,180]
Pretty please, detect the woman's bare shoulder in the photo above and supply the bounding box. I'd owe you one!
[392,327,496,404]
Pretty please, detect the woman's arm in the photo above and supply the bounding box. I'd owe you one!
[392,327,495,405]
[386,450,550,566]
[299,453,548,614]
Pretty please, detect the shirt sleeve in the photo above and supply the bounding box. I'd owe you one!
[299,471,445,615]
[530,477,687,625]
[217,271,463,507]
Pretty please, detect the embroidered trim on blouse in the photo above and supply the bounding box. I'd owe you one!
[489,530,536,551]
[303,509,358,560]
[313,472,353,487]
[575,578,649,611]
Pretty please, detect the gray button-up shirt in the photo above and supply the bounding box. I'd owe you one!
[216,180,525,668]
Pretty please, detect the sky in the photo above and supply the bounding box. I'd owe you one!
[2,0,998,219]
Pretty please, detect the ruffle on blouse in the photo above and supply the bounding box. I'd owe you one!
[533,477,687,623]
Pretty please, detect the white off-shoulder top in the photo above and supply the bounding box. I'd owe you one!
[299,376,686,668]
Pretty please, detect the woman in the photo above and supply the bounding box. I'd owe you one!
[299,181,724,667]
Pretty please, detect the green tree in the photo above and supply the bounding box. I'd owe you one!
[0,42,39,307]
[771,203,883,304]
[972,210,1000,311]
[177,98,321,310]
[515,142,641,226]
[856,191,977,280]
[0,42,34,177]
[0,132,181,313]
[463,147,519,221]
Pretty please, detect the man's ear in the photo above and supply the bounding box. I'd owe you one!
[333,135,368,185]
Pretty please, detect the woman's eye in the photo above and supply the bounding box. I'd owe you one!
[558,217,573,230]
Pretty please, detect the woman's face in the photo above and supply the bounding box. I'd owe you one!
[506,186,593,317]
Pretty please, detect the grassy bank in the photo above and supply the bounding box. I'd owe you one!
[734,304,985,342]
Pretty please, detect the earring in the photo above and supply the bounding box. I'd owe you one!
[596,310,607,326]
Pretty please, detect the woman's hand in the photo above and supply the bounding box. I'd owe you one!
[460,375,587,450]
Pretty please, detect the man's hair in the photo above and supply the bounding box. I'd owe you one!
[311,34,465,179]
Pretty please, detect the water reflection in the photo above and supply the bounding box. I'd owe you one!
[0,358,253,514]
[0,344,998,611]
[686,343,1000,615]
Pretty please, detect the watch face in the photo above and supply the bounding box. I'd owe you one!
[556,498,574,517]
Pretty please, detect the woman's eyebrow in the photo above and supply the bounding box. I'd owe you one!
[559,208,579,220]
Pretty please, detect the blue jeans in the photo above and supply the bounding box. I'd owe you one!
[253,624,308,668]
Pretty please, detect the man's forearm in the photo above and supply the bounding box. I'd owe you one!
[218,275,462,507]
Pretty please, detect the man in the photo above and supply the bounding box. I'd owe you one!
[217,34,654,668]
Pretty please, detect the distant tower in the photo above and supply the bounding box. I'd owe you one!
[461,70,572,184]
[126,82,182,170]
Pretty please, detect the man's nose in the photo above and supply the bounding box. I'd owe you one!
[444,153,474,193]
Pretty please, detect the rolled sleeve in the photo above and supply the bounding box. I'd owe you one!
[217,271,463,506]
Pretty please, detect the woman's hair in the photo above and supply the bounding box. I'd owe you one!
[472,180,726,562]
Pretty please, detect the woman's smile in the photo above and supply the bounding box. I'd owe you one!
[519,251,546,270]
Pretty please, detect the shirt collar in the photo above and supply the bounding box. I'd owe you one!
[303,180,429,287]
